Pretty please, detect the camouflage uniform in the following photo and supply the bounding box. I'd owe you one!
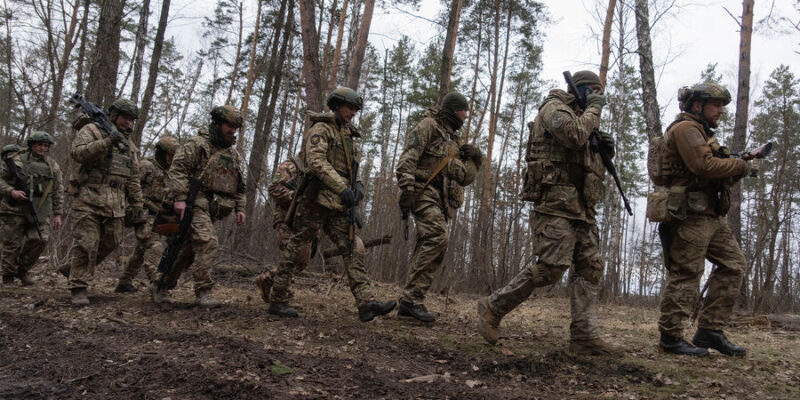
[484,86,610,344]
[270,112,373,307]
[0,145,64,281]
[69,116,144,292]
[395,107,479,305]
[162,128,246,295]
[657,112,748,338]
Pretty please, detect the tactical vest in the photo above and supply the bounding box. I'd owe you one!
[200,150,240,195]
[413,121,461,188]
[657,116,697,184]
[79,124,134,187]
[19,151,55,218]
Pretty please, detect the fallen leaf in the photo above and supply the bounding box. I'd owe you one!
[271,361,293,376]
[465,379,482,388]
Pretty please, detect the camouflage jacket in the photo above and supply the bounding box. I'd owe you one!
[525,89,604,223]
[268,157,300,228]
[0,149,64,220]
[139,157,169,214]
[662,112,748,216]
[396,107,478,209]
[165,128,246,217]
[302,112,359,211]
[71,122,144,218]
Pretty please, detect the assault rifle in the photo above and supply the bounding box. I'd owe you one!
[736,142,773,177]
[563,71,633,216]
[347,160,363,255]
[157,177,202,290]
[3,156,43,240]
[68,93,128,151]
[321,235,392,259]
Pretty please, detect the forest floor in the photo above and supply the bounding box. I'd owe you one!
[1,260,799,400]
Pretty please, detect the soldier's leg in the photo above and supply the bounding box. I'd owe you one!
[488,214,575,316]
[17,221,51,279]
[401,203,449,304]
[569,222,604,341]
[657,216,713,338]
[69,210,103,289]
[95,217,123,267]
[270,202,321,304]
[186,208,217,295]
[322,210,373,307]
[118,222,152,285]
[1,216,24,280]
[698,219,745,330]
[141,236,165,284]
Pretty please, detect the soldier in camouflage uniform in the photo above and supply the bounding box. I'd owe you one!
[254,154,316,304]
[114,136,179,293]
[68,99,145,306]
[268,87,396,322]
[160,105,247,307]
[395,92,483,322]
[476,71,623,356]
[0,133,64,286]
[655,83,749,357]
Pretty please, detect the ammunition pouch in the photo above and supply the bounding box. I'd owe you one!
[646,191,671,222]
[206,193,235,220]
[648,186,711,222]
[715,186,731,216]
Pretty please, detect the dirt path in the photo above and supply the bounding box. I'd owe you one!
[1,265,798,399]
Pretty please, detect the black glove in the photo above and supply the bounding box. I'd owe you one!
[284,177,298,191]
[585,89,606,110]
[598,131,615,159]
[353,181,365,204]
[460,143,484,168]
[399,188,416,215]
[339,187,356,208]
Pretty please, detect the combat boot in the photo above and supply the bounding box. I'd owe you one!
[17,273,34,286]
[477,297,501,345]
[57,263,70,278]
[254,272,273,304]
[397,301,436,322]
[70,287,90,306]
[194,289,221,308]
[268,302,299,318]
[2,275,14,286]
[149,283,172,304]
[358,299,397,322]
[114,281,138,293]
[692,328,746,357]
[659,333,709,357]
[569,338,624,357]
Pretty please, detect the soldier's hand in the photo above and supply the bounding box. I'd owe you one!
[53,215,62,230]
[399,188,416,214]
[174,201,187,220]
[353,181,365,204]
[10,190,27,201]
[460,143,484,168]
[236,211,246,225]
[585,89,606,110]
[338,188,356,208]
[599,131,616,159]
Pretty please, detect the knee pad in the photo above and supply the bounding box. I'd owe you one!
[575,255,604,285]
[532,264,567,286]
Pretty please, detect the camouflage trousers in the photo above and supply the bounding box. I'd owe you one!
[159,207,217,294]
[118,215,159,285]
[401,200,449,304]
[69,209,123,289]
[1,214,50,278]
[256,223,312,301]
[270,200,372,307]
[658,216,745,337]
[488,212,604,341]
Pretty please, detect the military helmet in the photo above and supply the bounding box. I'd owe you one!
[326,87,363,111]
[155,136,179,154]
[678,82,732,111]
[26,131,55,146]
[2,143,21,158]
[210,105,243,128]
[441,92,469,112]
[108,98,139,119]
[572,70,602,88]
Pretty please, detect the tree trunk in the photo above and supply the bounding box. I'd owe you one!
[728,0,754,244]
[345,0,375,91]
[130,0,151,102]
[437,0,463,101]
[299,0,323,112]
[236,0,264,155]
[634,0,662,140]
[74,0,90,95]
[225,1,244,105]
[599,0,616,87]
[320,0,338,87]
[85,0,127,106]
[45,0,82,134]
[326,0,349,93]
[131,0,171,148]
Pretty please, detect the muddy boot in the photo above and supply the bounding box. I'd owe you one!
[268,302,299,318]
[114,281,138,293]
[70,287,90,307]
[477,297,501,345]
[659,333,709,357]
[569,338,624,357]
[57,263,70,278]
[149,283,172,304]
[254,272,273,304]
[2,275,14,286]
[397,301,436,322]
[358,299,397,322]
[17,273,34,286]
[692,329,746,357]
[195,289,221,308]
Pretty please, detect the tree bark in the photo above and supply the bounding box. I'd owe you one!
[634,0,662,140]
[130,0,151,102]
[236,0,264,155]
[345,0,375,91]
[132,0,171,148]
[299,0,323,112]
[599,0,616,87]
[74,0,90,95]
[326,0,349,93]
[225,1,244,105]
[438,0,464,101]
[85,0,127,106]
[44,0,82,134]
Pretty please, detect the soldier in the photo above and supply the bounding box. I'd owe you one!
[159,105,247,307]
[68,99,145,306]
[476,71,622,356]
[395,92,483,322]
[254,153,316,304]
[0,133,64,286]
[114,136,179,293]
[268,87,396,322]
[655,83,749,357]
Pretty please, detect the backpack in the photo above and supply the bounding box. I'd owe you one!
[647,135,668,187]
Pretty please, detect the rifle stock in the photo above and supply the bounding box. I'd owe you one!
[157,177,202,290]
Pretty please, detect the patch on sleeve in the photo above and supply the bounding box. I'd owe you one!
[550,112,566,130]
[272,171,281,180]
[684,128,706,147]
[310,134,321,146]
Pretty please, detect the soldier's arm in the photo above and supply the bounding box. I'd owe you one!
[165,141,198,203]
[395,121,431,189]
[51,161,64,216]
[305,125,348,194]
[71,124,113,164]
[125,151,144,209]
[545,105,600,149]
[0,159,15,196]
[673,127,748,179]
[447,158,478,186]
[139,161,160,212]
[267,164,295,208]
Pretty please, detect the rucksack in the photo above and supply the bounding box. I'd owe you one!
[647,135,668,187]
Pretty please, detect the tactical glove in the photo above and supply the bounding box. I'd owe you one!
[585,89,606,110]
[399,188,416,215]
[353,181,365,204]
[460,143,484,169]
[598,131,616,159]
[338,188,356,208]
